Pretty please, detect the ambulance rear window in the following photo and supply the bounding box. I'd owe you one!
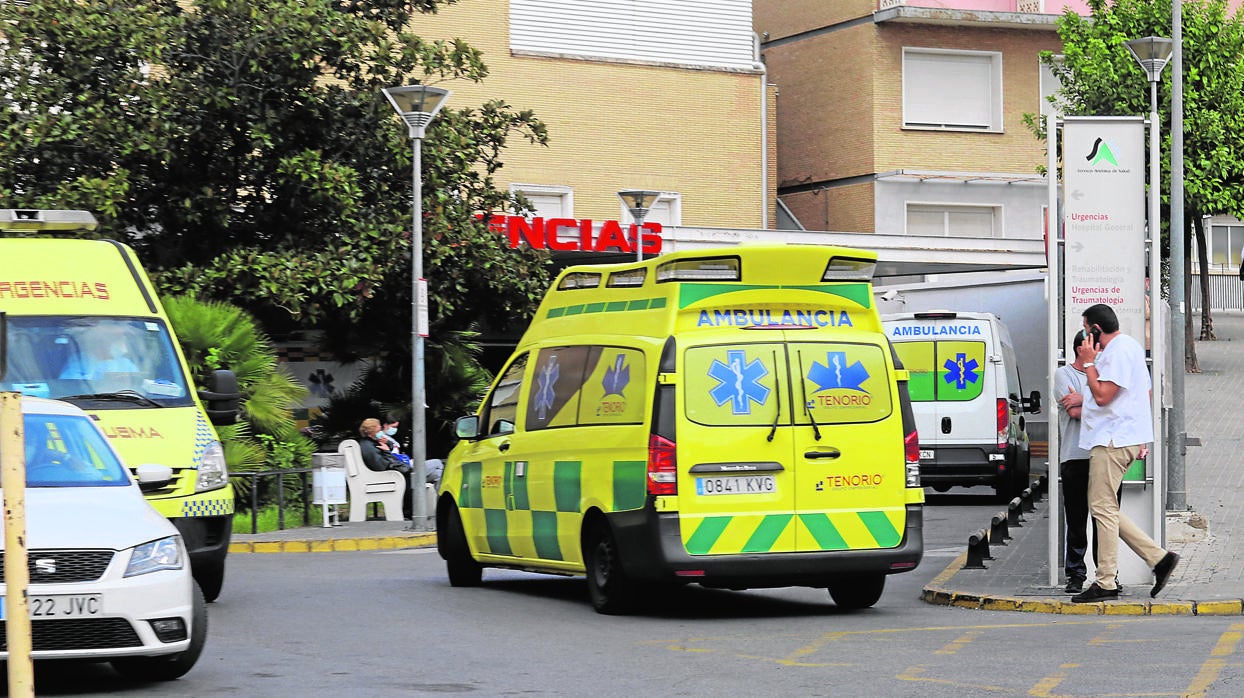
[891,340,986,402]
[558,272,602,290]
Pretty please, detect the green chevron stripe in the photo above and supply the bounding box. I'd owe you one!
[859,511,901,548]
[532,510,562,560]
[742,514,792,552]
[484,508,511,555]
[800,513,849,550]
[686,516,731,555]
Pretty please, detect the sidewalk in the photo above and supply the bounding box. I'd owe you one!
[231,315,1244,616]
[923,311,1244,615]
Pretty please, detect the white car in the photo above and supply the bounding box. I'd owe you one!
[0,397,205,681]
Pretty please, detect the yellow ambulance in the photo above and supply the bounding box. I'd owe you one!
[0,210,239,602]
[437,245,923,614]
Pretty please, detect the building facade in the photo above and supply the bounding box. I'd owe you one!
[755,0,1090,240]
[414,0,777,238]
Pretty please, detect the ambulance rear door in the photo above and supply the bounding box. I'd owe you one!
[787,337,906,552]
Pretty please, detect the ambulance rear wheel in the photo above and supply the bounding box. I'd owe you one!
[443,504,482,587]
[584,522,638,615]
[827,573,885,610]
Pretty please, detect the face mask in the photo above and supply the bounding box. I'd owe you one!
[384,427,398,436]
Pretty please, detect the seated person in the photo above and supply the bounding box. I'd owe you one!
[358,418,413,519]
[59,325,140,381]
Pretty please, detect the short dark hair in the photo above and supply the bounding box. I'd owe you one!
[1071,329,1088,350]
[382,413,400,426]
[1082,304,1119,334]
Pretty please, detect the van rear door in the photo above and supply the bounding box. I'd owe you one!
[788,339,906,552]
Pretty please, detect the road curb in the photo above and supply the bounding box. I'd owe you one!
[921,550,1244,616]
[229,533,438,553]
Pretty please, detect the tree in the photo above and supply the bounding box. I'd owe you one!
[0,0,550,420]
[1027,0,1244,371]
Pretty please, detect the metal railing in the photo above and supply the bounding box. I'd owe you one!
[233,468,315,534]
[1189,272,1244,313]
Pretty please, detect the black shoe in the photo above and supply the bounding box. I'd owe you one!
[1064,578,1085,594]
[1151,551,1180,598]
[1071,583,1119,603]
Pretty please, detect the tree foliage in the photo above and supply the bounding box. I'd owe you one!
[0,0,550,332]
[1027,0,1244,367]
[0,0,552,426]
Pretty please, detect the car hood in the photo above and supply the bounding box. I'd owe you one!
[1,486,181,551]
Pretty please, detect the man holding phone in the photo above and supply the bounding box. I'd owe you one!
[1071,303,1179,602]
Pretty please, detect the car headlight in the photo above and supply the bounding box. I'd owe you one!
[196,440,228,492]
[125,536,185,577]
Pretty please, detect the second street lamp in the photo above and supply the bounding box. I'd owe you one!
[617,190,663,262]
[382,83,450,531]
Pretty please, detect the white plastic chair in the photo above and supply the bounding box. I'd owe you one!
[337,439,406,522]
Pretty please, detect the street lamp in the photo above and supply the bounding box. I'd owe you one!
[617,190,663,262]
[1125,36,1171,525]
[383,83,450,531]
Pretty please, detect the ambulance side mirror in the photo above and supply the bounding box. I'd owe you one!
[455,415,481,440]
[1023,390,1042,414]
[199,369,241,426]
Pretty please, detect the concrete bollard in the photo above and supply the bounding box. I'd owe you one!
[965,528,991,569]
[990,512,1010,544]
[1021,488,1037,512]
[1008,497,1024,526]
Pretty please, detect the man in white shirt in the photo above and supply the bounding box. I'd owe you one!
[1071,304,1178,602]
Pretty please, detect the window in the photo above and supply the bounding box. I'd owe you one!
[619,192,681,226]
[483,354,528,436]
[1039,55,1066,121]
[525,346,646,431]
[1207,224,1244,273]
[906,204,1000,238]
[511,184,573,219]
[903,48,1003,131]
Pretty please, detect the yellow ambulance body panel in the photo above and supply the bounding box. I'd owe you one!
[438,245,923,613]
[0,236,235,596]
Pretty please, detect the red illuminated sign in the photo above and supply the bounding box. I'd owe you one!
[482,215,663,255]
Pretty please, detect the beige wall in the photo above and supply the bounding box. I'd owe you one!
[756,0,874,42]
[873,24,1063,174]
[414,0,772,229]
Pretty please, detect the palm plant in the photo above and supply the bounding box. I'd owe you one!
[163,295,316,510]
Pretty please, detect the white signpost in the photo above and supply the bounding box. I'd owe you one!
[1048,115,1163,587]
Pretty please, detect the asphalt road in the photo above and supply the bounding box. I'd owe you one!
[10,491,1243,697]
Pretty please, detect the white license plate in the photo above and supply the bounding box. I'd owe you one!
[0,594,103,620]
[919,449,934,460]
[695,475,776,496]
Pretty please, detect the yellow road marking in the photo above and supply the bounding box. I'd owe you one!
[1028,663,1077,697]
[1185,622,1244,697]
[934,630,981,655]
[898,664,1010,693]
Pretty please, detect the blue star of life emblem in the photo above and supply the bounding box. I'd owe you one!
[602,354,629,397]
[708,350,770,415]
[943,352,979,390]
[534,356,560,420]
[807,351,869,392]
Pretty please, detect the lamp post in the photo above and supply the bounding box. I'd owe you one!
[617,190,663,262]
[1124,36,1172,521]
[383,84,450,531]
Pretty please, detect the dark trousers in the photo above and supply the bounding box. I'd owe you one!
[392,464,414,518]
[1061,458,1121,581]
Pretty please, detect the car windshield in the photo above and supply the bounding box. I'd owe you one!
[2,316,194,408]
[21,413,132,488]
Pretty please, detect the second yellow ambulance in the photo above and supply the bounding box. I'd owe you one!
[437,245,923,614]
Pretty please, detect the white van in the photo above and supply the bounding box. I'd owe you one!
[881,311,1041,499]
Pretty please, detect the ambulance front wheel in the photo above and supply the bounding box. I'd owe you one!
[584,521,640,615]
[827,573,886,610]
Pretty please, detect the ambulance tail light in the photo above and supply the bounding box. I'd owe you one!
[647,434,678,496]
[904,430,921,488]
[997,398,1009,450]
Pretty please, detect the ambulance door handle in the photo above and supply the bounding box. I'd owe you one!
[498,440,511,452]
[941,417,952,434]
[804,449,840,460]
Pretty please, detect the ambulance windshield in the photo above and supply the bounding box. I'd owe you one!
[2,316,195,408]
